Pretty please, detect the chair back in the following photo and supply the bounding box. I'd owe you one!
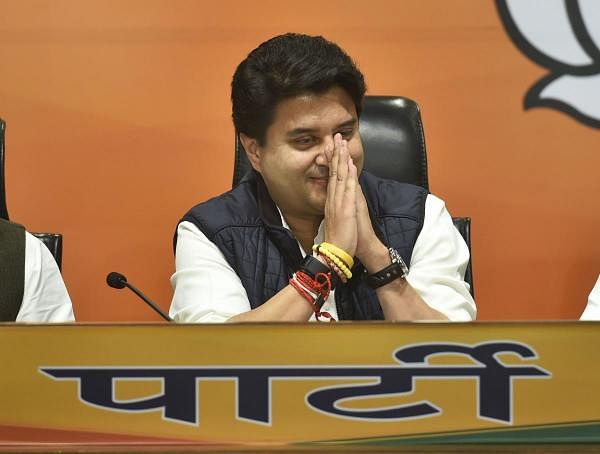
[0,118,63,270]
[232,96,473,297]
[32,232,63,271]
[451,216,474,298]
[0,119,9,220]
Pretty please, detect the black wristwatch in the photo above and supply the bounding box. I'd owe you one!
[365,247,409,289]
[298,255,340,289]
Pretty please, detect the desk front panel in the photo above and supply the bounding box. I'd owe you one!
[1,322,598,447]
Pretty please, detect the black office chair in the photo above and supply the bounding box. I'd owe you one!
[233,96,474,297]
[0,119,8,222]
[0,118,63,270]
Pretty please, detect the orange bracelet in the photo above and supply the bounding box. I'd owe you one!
[321,255,347,284]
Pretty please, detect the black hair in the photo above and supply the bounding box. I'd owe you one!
[231,33,366,145]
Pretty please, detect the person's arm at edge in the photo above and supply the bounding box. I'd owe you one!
[580,275,600,320]
[16,232,74,323]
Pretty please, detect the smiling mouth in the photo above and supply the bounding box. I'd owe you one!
[309,177,328,187]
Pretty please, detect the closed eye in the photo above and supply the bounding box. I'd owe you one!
[338,128,355,140]
[292,136,316,149]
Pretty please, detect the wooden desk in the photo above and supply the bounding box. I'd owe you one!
[1,322,599,451]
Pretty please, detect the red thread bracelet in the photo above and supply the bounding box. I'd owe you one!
[289,273,336,322]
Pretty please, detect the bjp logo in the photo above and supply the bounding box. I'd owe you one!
[497,0,600,128]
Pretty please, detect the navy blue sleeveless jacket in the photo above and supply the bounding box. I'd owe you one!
[178,171,427,320]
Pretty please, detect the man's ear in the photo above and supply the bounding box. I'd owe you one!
[239,133,262,173]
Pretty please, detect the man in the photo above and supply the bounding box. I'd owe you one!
[0,218,74,322]
[170,33,475,322]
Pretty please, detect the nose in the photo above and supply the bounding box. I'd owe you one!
[315,151,327,167]
[315,135,335,166]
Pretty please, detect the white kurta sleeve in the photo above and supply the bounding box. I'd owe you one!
[406,194,476,321]
[170,221,251,322]
[580,275,600,320]
[16,232,74,322]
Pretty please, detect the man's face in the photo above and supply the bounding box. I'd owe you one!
[246,86,364,220]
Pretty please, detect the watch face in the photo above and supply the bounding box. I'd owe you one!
[389,248,409,276]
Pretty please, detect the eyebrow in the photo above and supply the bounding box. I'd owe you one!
[286,118,358,137]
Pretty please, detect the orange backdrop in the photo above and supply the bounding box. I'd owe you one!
[1,0,598,321]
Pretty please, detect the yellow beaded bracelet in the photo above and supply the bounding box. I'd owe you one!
[319,242,354,269]
[314,246,353,280]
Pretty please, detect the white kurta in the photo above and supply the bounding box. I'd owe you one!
[580,275,600,321]
[15,232,74,322]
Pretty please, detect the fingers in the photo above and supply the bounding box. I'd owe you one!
[336,134,349,183]
[334,134,350,208]
[344,154,357,210]
[335,137,355,207]
[327,135,340,204]
[323,134,359,256]
[325,133,359,215]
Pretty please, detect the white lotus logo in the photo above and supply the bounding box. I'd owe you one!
[497,0,600,128]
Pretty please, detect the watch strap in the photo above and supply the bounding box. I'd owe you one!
[365,248,408,289]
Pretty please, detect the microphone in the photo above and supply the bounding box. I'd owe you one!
[106,272,172,322]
